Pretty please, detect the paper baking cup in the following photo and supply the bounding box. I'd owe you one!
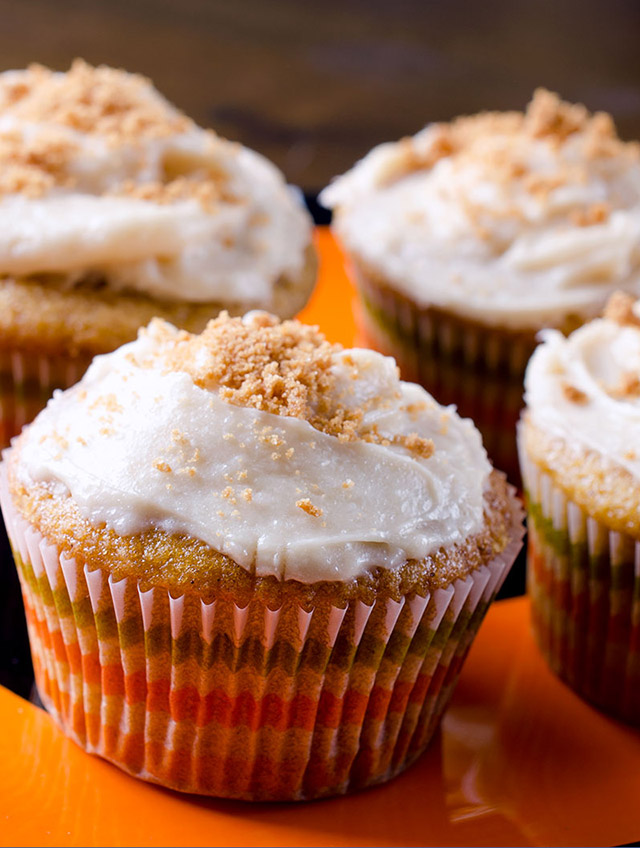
[0,463,523,801]
[354,268,536,485]
[519,434,640,724]
[0,349,92,448]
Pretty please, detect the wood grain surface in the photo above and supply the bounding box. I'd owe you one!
[1,0,639,190]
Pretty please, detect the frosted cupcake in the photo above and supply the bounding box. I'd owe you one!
[519,291,640,724]
[0,312,523,800]
[0,60,315,446]
[321,90,640,480]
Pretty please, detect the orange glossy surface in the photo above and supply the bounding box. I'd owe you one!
[1,597,640,847]
[297,227,360,346]
[1,231,639,847]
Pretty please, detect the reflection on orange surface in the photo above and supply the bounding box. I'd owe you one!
[296,227,360,346]
[1,231,639,847]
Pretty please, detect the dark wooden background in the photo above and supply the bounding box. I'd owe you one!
[1,0,639,192]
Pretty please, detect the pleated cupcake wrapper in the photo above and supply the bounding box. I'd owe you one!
[518,434,640,724]
[354,266,536,484]
[0,348,92,449]
[0,458,523,800]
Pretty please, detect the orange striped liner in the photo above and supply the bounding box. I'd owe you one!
[1,464,523,801]
[520,435,640,725]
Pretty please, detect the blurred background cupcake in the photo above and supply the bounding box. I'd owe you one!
[0,60,316,447]
[321,90,640,482]
[1,311,523,800]
[519,291,640,724]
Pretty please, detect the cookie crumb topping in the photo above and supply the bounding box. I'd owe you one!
[611,372,640,399]
[147,313,436,459]
[570,202,611,227]
[0,60,231,207]
[562,382,589,405]
[603,291,640,328]
[385,89,637,191]
[296,498,323,517]
[2,59,191,143]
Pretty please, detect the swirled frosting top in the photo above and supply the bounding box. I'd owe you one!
[321,90,640,330]
[13,312,492,583]
[525,291,640,479]
[0,60,312,307]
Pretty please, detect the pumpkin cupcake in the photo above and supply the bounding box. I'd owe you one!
[519,291,640,724]
[0,60,315,447]
[0,312,523,800]
[321,90,640,481]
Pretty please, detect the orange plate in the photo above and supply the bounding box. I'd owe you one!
[1,230,640,847]
[2,598,640,847]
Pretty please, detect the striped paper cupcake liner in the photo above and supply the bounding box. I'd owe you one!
[518,431,640,724]
[0,349,92,449]
[353,266,537,485]
[0,460,523,800]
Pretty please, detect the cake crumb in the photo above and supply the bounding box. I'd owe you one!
[242,488,253,502]
[403,433,435,459]
[562,382,589,404]
[221,486,236,504]
[153,459,172,473]
[171,429,188,445]
[610,372,640,399]
[570,202,610,227]
[296,498,323,517]
[5,60,191,144]
[603,291,640,328]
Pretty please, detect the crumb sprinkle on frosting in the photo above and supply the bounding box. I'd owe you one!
[1,59,191,143]
[561,382,588,405]
[0,59,228,205]
[384,89,637,187]
[146,312,437,458]
[603,291,640,328]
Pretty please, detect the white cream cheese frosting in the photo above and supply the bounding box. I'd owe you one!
[321,90,640,331]
[0,61,312,307]
[525,293,640,479]
[14,314,492,583]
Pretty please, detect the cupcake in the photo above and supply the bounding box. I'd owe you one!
[519,291,640,724]
[321,89,640,480]
[0,312,523,800]
[0,60,315,447]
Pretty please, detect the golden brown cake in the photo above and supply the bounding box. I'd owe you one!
[1,312,523,800]
[0,60,316,446]
[321,90,640,482]
[519,291,640,724]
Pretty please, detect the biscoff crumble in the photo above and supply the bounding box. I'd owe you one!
[561,382,589,405]
[0,60,230,207]
[146,313,436,459]
[0,125,79,197]
[603,291,640,328]
[2,59,190,143]
[385,89,638,199]
[111,177,221,212]
[610,372,640,399]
